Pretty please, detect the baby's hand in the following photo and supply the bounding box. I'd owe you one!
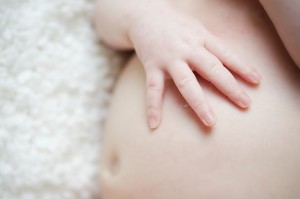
[128,7,261,128]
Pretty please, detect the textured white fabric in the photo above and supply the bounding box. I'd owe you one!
[0,0,122,198]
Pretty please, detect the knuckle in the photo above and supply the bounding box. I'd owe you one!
[207,62,223,79]
[148,106,159,114]
[143,58,155,69]
[147,97,158,110]
[169,59,183,68]
[193,100,207,114]
[178,75,195,89]
[147,83,162,92]
[222,47,232,59]
[146,79,163,92]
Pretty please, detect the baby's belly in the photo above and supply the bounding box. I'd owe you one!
[100,1,300,198]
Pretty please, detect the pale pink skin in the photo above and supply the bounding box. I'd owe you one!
[95,0,300,129]
[128,6,261,128]
[96,1,261,128]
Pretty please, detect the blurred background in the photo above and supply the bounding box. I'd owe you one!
[0,0,124,198]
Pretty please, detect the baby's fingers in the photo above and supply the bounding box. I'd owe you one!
[146,69,164,129]
[205,35,261,84]
[191,50,251,108]
[169,60,216,126]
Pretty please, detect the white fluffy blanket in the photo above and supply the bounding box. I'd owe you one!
[0,0,122,198]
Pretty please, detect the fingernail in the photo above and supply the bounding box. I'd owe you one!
[237,93,251,108]
[249,69,262,84]
[202,112,216,126]
[149,118,158,129]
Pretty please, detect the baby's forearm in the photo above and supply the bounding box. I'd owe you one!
[94,0,173,50]
[259,0,300,68]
